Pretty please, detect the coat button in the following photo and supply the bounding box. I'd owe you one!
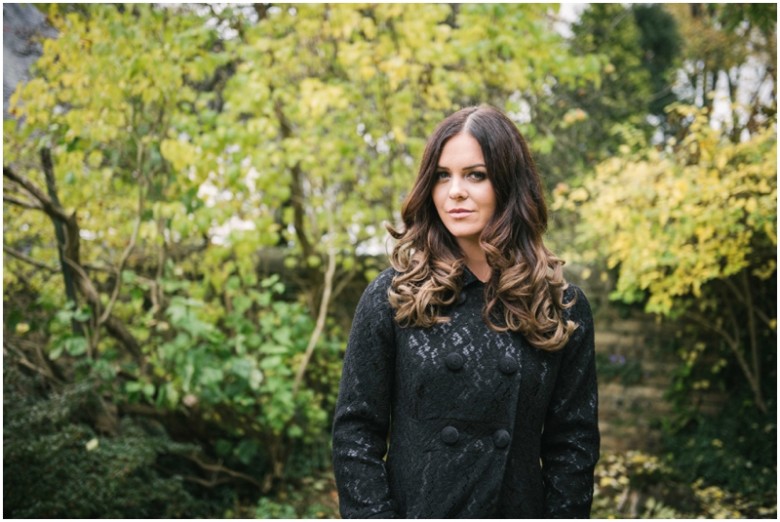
[499,355,518,375]
[441,426,459,445]
[493,429,511,449]
[444,352,465,371]
[457,293,467,305]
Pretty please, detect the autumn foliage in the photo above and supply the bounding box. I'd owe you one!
[3,3,776,518]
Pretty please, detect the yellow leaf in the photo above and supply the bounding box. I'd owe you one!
[15,322,30,335]
[160,139,197,172]
[87,150,103,169]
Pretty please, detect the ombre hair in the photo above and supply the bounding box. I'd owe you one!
[387,105,576,351]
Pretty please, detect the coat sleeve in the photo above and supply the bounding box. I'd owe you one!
[541,285,600,518]
[332,272,398,518]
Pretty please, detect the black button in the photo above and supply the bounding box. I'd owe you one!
[493,429,511,449]
[499,355,518,375]
[457,293,467,305]
[444,352,465,371]
[441,426,459,445]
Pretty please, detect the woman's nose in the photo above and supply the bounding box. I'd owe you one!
[449,177,467,199]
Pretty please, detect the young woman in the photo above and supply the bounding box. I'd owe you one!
[332,105,599,518]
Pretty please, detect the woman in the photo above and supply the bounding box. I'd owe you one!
[332,105,599,518]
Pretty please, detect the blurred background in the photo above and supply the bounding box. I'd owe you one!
[3,3,776,518]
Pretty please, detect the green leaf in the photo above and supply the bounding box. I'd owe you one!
[271,327,292,346]
[63,336,88,356]
[235,439,260,465]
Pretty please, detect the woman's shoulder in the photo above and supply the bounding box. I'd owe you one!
[370,266,398,287]
[357,266,398,309]
[562,282,587,302]
[562,282,593,325]
[351,267,399,333]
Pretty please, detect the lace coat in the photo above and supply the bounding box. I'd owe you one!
[332,268,599,518]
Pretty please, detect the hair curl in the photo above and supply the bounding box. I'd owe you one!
[387,105,576,351]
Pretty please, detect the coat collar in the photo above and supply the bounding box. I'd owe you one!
[461,266,485,289]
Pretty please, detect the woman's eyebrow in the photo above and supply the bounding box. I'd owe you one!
[463,163,487,170]
[436,163,487,171]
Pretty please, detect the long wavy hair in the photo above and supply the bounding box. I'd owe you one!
[387,105,576,351]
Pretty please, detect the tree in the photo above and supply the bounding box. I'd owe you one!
[4,3,320,500]
[667,3,776,141]
[554,3,777,414]
[170,2,603,385]
[632,4,683,115]
[537,4,682,190]
[552,5,777,515]
[556,104,776,413]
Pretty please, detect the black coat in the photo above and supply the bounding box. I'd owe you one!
[332,268,599,518]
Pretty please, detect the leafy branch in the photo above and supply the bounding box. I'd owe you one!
[3,153,144,363]
[292,201,337,396]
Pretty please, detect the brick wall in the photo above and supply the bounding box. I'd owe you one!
[592,306,677,453]
[567,265,724,454]
[566,265,675,453]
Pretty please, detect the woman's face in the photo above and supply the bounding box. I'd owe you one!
[432,132,497,249]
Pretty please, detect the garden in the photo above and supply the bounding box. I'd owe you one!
[3,3,776,518]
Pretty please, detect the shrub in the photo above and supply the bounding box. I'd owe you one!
[661,393,777,518]
[593,450,684,518]
[593,443,777,518]
[3,367,218,518]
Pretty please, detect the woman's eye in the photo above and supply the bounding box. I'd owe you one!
[436,171,450,180]
[468,171,487,181]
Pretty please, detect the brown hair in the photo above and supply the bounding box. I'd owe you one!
[387,105,576,351]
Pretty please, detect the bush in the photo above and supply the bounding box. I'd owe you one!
[3,366,219,518]
[251,474,339,519]
[661,394,777,518]
[132,273,344,490]
[593,450,684,518]
[4,269,347,517]
[593,441,777,518]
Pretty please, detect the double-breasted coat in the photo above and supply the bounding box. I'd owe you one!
[332,267,599,518]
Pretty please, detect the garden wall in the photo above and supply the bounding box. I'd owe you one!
[567,265,725,454]
[594,316,674,453]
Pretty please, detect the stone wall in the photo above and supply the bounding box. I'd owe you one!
[592,304,677,453]
[566,265,724,454]
[3,4,57,119]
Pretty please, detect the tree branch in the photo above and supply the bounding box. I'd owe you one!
[723,273,774,328]
[62,256,101,307]
[55,151,146,361]
[152,216,167,318]
[3,245,58,272]
[331,266,357,301]
[741,270,764,413]
[61,255,100,356]
[10,257,121,277]
[40,148,82,318]
[3,193,43,210]
[274,100,314,260]
[181,452,264,489]
[3,165,73,223]
[685,311,737,348]
[684,310,766,413]
[178,473,233,488]
[253,3,270,21]
[293,205,337,396]
[99,179,145,325]
[4,340,65,385]
[5,155,145,363]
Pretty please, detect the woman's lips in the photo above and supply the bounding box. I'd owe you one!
[447,209,473,219]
